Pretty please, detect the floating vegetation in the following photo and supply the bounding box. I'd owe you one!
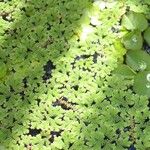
[0,0,150,150]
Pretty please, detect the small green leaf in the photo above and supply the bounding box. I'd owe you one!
[126,50,150,71]
[114,40,127,55]
[0,62,7,79]
[133,71,150,97]
[122,11,148,31]
[144,27,150,46]
[113,64,135,78]
[122,31,143,50]
[0,130,7,141]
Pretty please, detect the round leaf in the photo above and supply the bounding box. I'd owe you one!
[133,71,150,97]
[126,50,150,72]
[122,31,143,50]
[122,11,148,31]
[144,27,150,46]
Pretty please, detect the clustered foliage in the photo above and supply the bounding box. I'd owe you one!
[115,10,150,97]
[0,0,150,150]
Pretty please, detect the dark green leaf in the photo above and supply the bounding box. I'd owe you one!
[0,62,7,79]
[144,27,150,46]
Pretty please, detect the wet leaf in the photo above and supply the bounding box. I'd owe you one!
[126,50,150,71]
[133,71,150,97]
[122,31,143,50]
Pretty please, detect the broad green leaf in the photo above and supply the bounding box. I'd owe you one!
[122,12,134,30]
[0,62,7,79]
[122,11,148,31]
[113,64,135,78]
[122,31,143,50]
[144,27,150,46]
[133,71,150,97]
[126,50,150,71]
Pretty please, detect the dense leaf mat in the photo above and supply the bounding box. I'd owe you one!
[0,0,150,149]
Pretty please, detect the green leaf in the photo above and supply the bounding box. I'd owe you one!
[0,62,7,79]
[53,137,64,149]
[133,71,150,97]
[144,27,150,46]
[0,145,5,150]
[114,40,127,55]
[113,64,135,78]
[122,31,143,50]
[126,50,150,72]
[0,130,7,141]
[122,11,148,31]
[122,13,134,30]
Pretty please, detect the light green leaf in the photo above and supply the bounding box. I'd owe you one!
[122,11,148,31]
[114,40,127,55]
[144,27,150,46]
[53,137,64,149]
[133,71,150,97]
[122,31,143,50]
[122,13,134,30]
[126,50,150,71]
